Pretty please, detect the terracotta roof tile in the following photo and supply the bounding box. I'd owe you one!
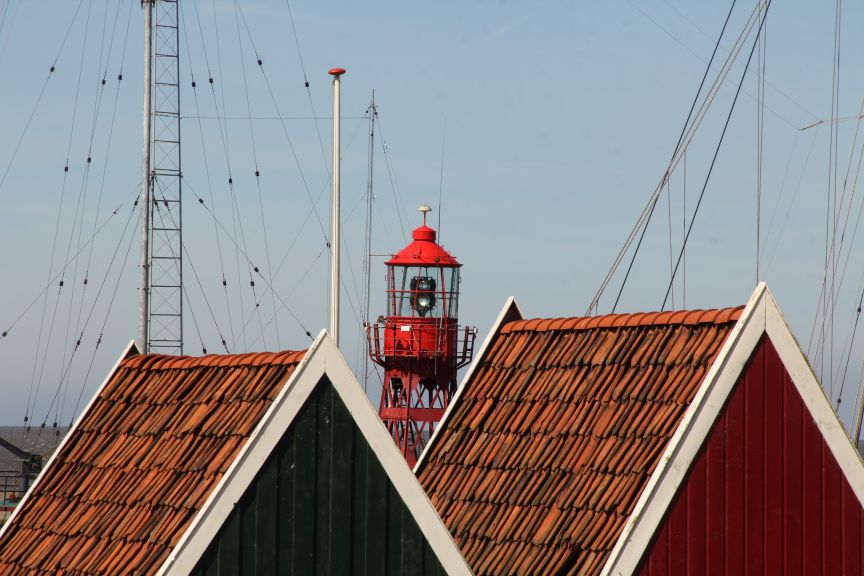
[0,348,305,575]
[417,305,743,575]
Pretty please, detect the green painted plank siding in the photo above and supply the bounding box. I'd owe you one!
[193,377,447,575]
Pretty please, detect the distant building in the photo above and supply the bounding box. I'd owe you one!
[0,334,468,574]
[417,284,864,574]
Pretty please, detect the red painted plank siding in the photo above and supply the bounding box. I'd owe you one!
[637,336,864,575]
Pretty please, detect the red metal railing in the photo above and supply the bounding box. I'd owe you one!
[368,319,476,369]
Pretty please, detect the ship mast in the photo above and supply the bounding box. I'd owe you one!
[362,92,377,391]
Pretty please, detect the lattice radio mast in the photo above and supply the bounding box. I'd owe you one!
[139,0,183,354]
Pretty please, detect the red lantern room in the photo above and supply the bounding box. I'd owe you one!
[368,205,476,465]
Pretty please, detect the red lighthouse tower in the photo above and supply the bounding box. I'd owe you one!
[368,205,476,465]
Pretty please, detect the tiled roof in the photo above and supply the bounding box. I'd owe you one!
[417,306,744,575]
[0,348,305,575]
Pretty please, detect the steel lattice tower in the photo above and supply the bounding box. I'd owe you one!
[148,0,183,354]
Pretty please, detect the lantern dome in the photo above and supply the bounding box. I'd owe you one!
[386,224,461,267]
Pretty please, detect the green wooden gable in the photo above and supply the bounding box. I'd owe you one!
[193,376,446,576]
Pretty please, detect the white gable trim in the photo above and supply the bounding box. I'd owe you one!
[160,332,472,576]
[602,283,864,575]
[765,292,864,502]
[0,339,139,541]
[415,297,523,474]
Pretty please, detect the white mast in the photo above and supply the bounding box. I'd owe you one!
[138,1,153,353]
[329,67,345,346]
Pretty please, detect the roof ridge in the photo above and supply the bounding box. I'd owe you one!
[500,305,744,334]
[122,349,307,370]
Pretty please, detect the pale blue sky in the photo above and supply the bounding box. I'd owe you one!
[0,1,863,429]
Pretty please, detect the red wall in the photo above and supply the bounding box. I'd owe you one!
[637,336,864,576]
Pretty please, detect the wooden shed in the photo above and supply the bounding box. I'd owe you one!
[0,332,470,575]
[417,283,864,575]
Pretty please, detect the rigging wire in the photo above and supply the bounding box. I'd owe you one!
[375,117,409,243]
[0,0,20,64]
[662,0,771,310]
[767,127,821,273]
[71,201,139,421]
[233,0,274,348]
[0,0,87,195]
[26,0,95,426]
[810,106,864,378]
[682,151,686,307]
[755,0,766,283]
[610,0,740,312]
[205,0,256,352]
[192,0,254,351]
[666,177,675,309]
[591,0,763,314]
[657,0,817,124]
[252,51,330,243]
[45,197,138,428]
[1,204,123,344]
[281,0,331,177]
[57,0,127,428]
[180,0,236,351]
[816,0,843,390]
[759,130,799,266]
[185,179,314,339]
[437,121,447,238]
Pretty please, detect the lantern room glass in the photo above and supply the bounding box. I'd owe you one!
[388,265,459,319]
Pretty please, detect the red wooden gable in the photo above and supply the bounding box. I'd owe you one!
[637,336,864,575]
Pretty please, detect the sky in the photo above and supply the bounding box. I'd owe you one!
[0,0,863,432]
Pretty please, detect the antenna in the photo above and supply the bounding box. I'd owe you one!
[329,67,346,347]
[436,120,446,238]
[140,0,183,355]
[362,91,377,392]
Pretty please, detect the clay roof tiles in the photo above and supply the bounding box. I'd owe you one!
[417,305,744,576]
[0,347,305,575]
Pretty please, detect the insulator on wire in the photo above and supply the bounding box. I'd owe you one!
[23,416,27,423]
[222,279,227,287]
[101,79,106,86]
[59,280,64,287]
[228,177,233,184]
[64,165,68,172]
[250,280,255,287]
[253,267,259,273]
[191,81,196,88]
[305,331,312,338]
[209,77,214,84]
[255,170,260,177]
[202,347,207,354]
[118,74,122,81]
[83,278,88,285]
[304,81,309,88]
[199,198,204,204]
[50,66,55,72]
[52,421,57,428]
[1,331,7,338]
[87,156,91,163]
